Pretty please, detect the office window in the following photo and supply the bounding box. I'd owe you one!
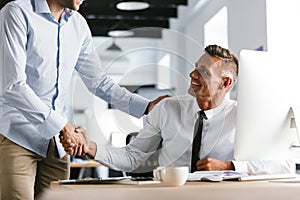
[204,6,228,48]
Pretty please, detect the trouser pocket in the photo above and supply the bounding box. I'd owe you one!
[0,134,5,144]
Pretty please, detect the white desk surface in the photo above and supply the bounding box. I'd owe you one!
[39,180,300,200]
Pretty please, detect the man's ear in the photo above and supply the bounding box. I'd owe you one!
[220,77,233,89]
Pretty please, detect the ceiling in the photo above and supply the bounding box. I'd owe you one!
[79,0,187,38]
[0,0,188,38]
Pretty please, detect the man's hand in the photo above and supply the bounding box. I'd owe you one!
[147,95,171,113]
[73,127,97,159]
[196,158,234,171]
[59,122,86,156]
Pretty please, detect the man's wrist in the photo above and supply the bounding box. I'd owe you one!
[60,122,72,134]
[226,161,235,170]
[87,141,97,159]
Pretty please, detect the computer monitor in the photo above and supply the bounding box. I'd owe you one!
[234,50,300,162]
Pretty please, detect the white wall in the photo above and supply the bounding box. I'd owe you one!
[159,29,200,95]
[228,0,267,53]
[266,0,300,54]
[174,0,267,60]
[93,36,159,85]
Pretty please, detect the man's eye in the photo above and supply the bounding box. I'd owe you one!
[199,69,208,75]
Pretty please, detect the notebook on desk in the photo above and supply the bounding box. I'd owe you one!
[187,171,297,182]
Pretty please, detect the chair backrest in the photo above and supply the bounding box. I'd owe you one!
[126,132,160,178]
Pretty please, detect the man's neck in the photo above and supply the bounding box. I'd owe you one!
[197,94,226,111]
[46,0,64,21]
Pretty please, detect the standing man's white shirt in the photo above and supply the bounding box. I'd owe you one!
[96,95,295,175]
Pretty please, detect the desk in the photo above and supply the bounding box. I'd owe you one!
[70,161,102,168]
[40,180,300,200]
[70,160,102,179]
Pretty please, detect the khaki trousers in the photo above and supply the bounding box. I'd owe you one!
[0,134,70,200]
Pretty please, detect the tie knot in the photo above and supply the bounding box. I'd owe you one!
[198,110,207,120]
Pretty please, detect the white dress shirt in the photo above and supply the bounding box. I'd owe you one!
[0,0,149,158]
[96,94,295,174]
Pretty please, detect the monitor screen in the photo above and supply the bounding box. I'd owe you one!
[234,50,300,162]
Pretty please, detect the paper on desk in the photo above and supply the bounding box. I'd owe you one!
[188,171,223,181]
[187,171,245,181]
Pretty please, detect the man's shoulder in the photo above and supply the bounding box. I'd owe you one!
[1,0,30,11]
[157,94,195,109]
[67,10,89,28]
[148,95,195,122]
[160,94,193,103]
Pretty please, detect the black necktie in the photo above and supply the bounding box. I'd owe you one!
[191,110,207,173]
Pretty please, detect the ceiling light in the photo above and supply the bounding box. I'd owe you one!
[108,21,134,37]
[106,39,122,51]
[116,1,150,11]
[108,30,134,37]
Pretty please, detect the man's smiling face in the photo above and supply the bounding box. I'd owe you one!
[188,53,225,109]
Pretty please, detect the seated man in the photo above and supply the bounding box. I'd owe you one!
[62,45,295,175]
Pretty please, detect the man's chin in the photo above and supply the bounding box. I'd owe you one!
[72,5,80,11]
[188,87,196,97]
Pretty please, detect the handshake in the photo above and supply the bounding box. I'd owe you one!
[59,122,97,158]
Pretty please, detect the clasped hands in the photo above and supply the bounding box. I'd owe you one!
[59,122,96,158]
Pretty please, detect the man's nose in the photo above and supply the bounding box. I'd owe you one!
[190,70,198,79]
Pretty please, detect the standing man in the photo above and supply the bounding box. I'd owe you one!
[0,0,166,199]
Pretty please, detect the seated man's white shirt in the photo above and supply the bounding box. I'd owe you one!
[96,94,295,174]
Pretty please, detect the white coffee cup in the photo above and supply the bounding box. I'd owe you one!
[153,166,189,186]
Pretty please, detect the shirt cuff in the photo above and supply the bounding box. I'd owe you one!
[35,109,68,139]
[129,94,150,118]
[232,161,248,174]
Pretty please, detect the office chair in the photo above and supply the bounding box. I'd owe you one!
[125,132,160,180]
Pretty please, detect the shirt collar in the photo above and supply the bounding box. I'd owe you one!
[35,0,51,14]
[60,8,73,23]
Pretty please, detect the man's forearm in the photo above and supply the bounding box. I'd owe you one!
[86,141,97,159]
